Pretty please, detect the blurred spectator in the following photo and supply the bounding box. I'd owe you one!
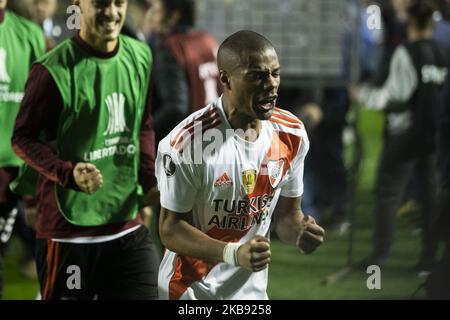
[400,0,450,215]
[381,0,420,218]
[426,67,450,299]
[371,0,410,85]
[6,0,60,280]
[306,88,350,230]
[33,0,62,49]
[426,1,450,294]
[34,0,57,25]
[0,0,45,296]
[6,0,35,20]
[122,0,151,40]
[147,0,221,143]
[352,1,448,274]
[433,0,450,54]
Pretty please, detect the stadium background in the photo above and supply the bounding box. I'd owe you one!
[3,0,442,299]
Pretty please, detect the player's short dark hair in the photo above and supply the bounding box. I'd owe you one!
[407,1,435,30]
[161,0,195,27]
[217,30,275,72]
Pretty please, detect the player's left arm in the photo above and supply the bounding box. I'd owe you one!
[273,196,324,254]
[274,128,323,253]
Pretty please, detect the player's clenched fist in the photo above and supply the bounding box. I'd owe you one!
[297,215,325,254]
[73,162,103,195]
[236,235,271,272]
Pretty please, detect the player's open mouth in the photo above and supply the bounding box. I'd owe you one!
[256,96,277,111]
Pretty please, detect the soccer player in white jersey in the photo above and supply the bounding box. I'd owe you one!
[156,30,325,300]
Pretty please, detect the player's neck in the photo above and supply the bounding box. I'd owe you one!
[222,96,261,141]
[79,29,118,53]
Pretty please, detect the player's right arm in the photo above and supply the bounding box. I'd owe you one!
[159,208,225,261]
[159,208,271,272]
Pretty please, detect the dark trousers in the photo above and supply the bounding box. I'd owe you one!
[35,226,159,300]
[373,131,439,265]
[426,190,450,299]
[426,246,450,299]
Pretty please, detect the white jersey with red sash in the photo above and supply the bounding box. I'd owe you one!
[156,96,309,300]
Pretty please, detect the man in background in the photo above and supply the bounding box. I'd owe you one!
[12,0,159,299]
[148,0,221,143]
[352,1,448,274]
[0,0,45,298]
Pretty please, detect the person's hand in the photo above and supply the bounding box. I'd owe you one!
[73,163,103,195]
[297,216,325,254]
[236,235,271,272]
[300,103,323,128]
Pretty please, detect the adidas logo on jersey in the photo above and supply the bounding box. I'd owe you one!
[214,172,233,187]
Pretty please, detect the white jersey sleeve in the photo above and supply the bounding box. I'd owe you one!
[279,127,310,198]
[156,138,202,213]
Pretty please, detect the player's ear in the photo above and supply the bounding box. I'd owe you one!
[219,70,231,90]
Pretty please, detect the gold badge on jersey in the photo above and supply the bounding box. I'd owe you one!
[242,169,257,194]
